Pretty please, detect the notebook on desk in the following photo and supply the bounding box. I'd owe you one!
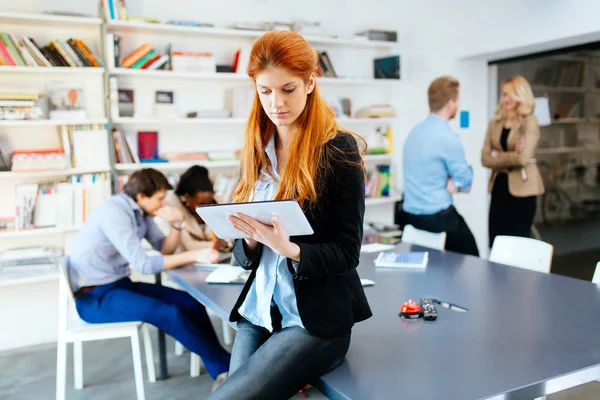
[205,265,250,284]
[374,251,429,269]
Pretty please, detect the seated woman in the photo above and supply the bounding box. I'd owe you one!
[167,165,229,251]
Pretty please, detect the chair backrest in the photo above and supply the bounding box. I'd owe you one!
[592,262,600,285]
[489,236,554,273]
[401,224,447,250]
[57,256,83,332]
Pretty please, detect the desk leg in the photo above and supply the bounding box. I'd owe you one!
[155,273,169,380]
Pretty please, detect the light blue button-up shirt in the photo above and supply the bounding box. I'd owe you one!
[237,134,304,332]
[68,193,166,292]
[402,114,473,215]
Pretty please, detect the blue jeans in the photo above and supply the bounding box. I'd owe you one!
[75,278,230,379]
[209,318,351,400]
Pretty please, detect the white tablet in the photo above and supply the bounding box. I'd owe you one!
[196,200,314,240]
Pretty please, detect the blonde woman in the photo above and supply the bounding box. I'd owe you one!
[482,75,545,247]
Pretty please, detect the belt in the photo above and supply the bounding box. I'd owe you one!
[74,285,98,298]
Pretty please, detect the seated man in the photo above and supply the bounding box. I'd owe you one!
[68,168,230,388]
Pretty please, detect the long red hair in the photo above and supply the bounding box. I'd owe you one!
[232,30,363,208]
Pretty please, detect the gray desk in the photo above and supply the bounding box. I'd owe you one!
[169,243,600,399]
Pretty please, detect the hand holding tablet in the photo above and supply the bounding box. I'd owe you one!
[196,200,314,240]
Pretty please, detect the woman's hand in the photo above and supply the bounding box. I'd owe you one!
[515,136,525,153]
[228,213,300,260]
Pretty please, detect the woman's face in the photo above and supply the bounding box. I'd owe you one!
[184,191,214,209]
[501,85,518,111]
[255,67,315,128]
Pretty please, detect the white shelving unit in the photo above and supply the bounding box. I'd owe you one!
[0,119,108,127]
[0,225,81,239]
[0,66,105,74]
[115,161,239,172]
[106,20,397,49]
[0,12,102,27]
[112,117,395,126]
[0,270,59,287]
[365,194,402,206]
[0,167,111,179]
[110,67,397,86]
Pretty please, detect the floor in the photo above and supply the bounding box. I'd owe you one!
[0,330,325,400]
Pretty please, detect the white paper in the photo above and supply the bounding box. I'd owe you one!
[361,243,395,253]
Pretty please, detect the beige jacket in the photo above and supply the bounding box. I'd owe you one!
[166,193,213,251]
[481,114,545,197]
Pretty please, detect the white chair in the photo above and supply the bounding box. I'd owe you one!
[56,257,156,400]
[592,262,600,285]
[489,236,554,273]
[174,341,203,377]
[401,224,447,250]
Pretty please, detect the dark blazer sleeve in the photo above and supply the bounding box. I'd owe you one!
[232,239,263,270]
[291,134,365,280]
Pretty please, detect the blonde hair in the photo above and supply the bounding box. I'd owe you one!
[428,76,459,112]
[495,75,535,120]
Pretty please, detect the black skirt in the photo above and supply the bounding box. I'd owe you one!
[489,173,537,247]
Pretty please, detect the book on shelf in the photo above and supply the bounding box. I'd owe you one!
[137,131,159,160]
[13,173,110,230]
[232,87,254,118]
[0,32,101,68]
[118,89,134,117]
[100,0,128,21]
[355,29,397,42]
[154,91,177,118]
[47,85,86,120]
[60,124,110,169]
[355,104,396,118]
[171,51,216,73]
[366,164,391,198]
[0,90,44,120]
[10,149,67,172]
[233,47,251,75]
[317,51,336,78]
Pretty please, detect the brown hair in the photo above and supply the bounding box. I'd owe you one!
[428,76,460,112]
[232,30,365,209]
[123,168,172,200]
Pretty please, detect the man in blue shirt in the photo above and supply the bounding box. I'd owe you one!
[69,168,230,387]
[401,76,479,256]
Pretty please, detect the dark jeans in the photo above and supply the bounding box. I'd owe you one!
[209,318,351,400]
[75,278,230,379]
[402,205,480,257]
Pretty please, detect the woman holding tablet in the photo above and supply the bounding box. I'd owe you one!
[209,31,372,399]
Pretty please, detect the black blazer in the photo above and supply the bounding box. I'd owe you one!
[230,132,373,338]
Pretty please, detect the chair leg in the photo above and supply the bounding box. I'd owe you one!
[55,339,67,400]
[190,353,202,378]
[175,340,184,356]
[141,325,156,383]
[73,341,83,389]
[131,330,146,400]
[222,320,233,346]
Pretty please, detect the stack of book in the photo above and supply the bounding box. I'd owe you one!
[0,33,102,68]
[59,124,110,169]
[115,42,169,70]
[112,128,139,164]
[366,164,391,198]
[0,91,43,121]
[355,104,396,118]
[14,173,111,230]
[11,149,67,171]
[100,0,128,21]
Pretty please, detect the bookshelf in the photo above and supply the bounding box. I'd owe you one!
[0,225,81,239]
[0,66,104,74]
[109,67,398,86]
[0,167,111,179]
[0,12,102,27]
[0,118,108,127]
[106,20,398,49]
[112,117,395,126]
[0,269,59,287]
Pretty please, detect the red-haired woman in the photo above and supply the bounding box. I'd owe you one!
[209,31,372,399]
